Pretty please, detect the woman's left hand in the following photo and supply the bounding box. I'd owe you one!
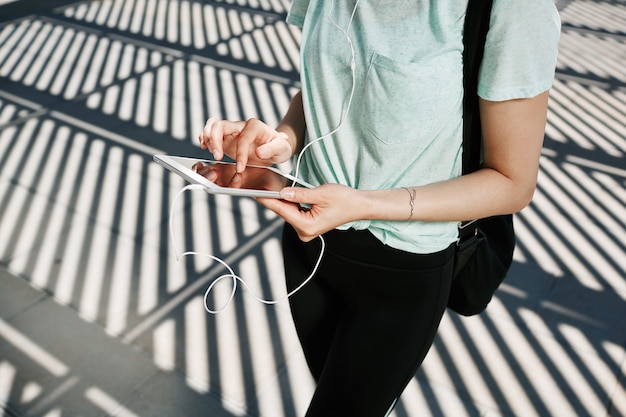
[258,184,364,242]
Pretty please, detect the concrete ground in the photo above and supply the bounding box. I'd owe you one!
[0,0,625,416]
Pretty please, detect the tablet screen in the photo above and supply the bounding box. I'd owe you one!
[154,155,313,198]
[191,160,291,192]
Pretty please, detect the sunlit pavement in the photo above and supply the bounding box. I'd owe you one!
[0,1,624,416]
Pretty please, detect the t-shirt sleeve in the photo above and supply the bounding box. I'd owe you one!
[286,0,310,28]
[478,0,561,101]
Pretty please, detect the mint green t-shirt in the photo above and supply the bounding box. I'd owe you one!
[287,0,560,254]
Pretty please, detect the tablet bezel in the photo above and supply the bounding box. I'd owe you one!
[154,154,314,198]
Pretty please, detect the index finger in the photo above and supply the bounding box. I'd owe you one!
[234,118,277,173]
[233,122,259,173]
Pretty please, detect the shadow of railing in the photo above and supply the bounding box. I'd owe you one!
[0,1,624,416]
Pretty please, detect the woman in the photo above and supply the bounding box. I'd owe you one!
[198,1,560,415]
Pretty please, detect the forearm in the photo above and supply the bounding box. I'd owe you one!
[267,168,536,243]
[358,167,536,223]
[276,91,306,156]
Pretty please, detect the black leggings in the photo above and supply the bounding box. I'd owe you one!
[282,224,455,417]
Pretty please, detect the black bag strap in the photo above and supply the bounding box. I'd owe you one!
[462,0,495,175]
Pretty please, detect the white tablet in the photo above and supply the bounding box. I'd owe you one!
[154,155,314,198]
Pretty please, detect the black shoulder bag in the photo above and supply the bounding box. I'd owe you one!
[447,0,516,316]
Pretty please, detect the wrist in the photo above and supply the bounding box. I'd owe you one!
[359,188,417,222]
[402,187,417,221]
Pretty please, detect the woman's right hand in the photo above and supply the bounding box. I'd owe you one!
[198,118,295,173]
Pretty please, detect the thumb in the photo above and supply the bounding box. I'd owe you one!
[279,187,314,204]
[256,133,292,162]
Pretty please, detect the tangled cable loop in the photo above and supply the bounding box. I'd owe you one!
[169,184,325,314]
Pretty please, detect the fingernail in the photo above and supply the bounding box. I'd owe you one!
[236,162,244,173]
[212,149,221,159]
[281,188,295,200]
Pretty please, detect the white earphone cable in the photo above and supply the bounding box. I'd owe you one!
[169,0,358,313]
[169,184,326,314]
[292,0,360,183]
